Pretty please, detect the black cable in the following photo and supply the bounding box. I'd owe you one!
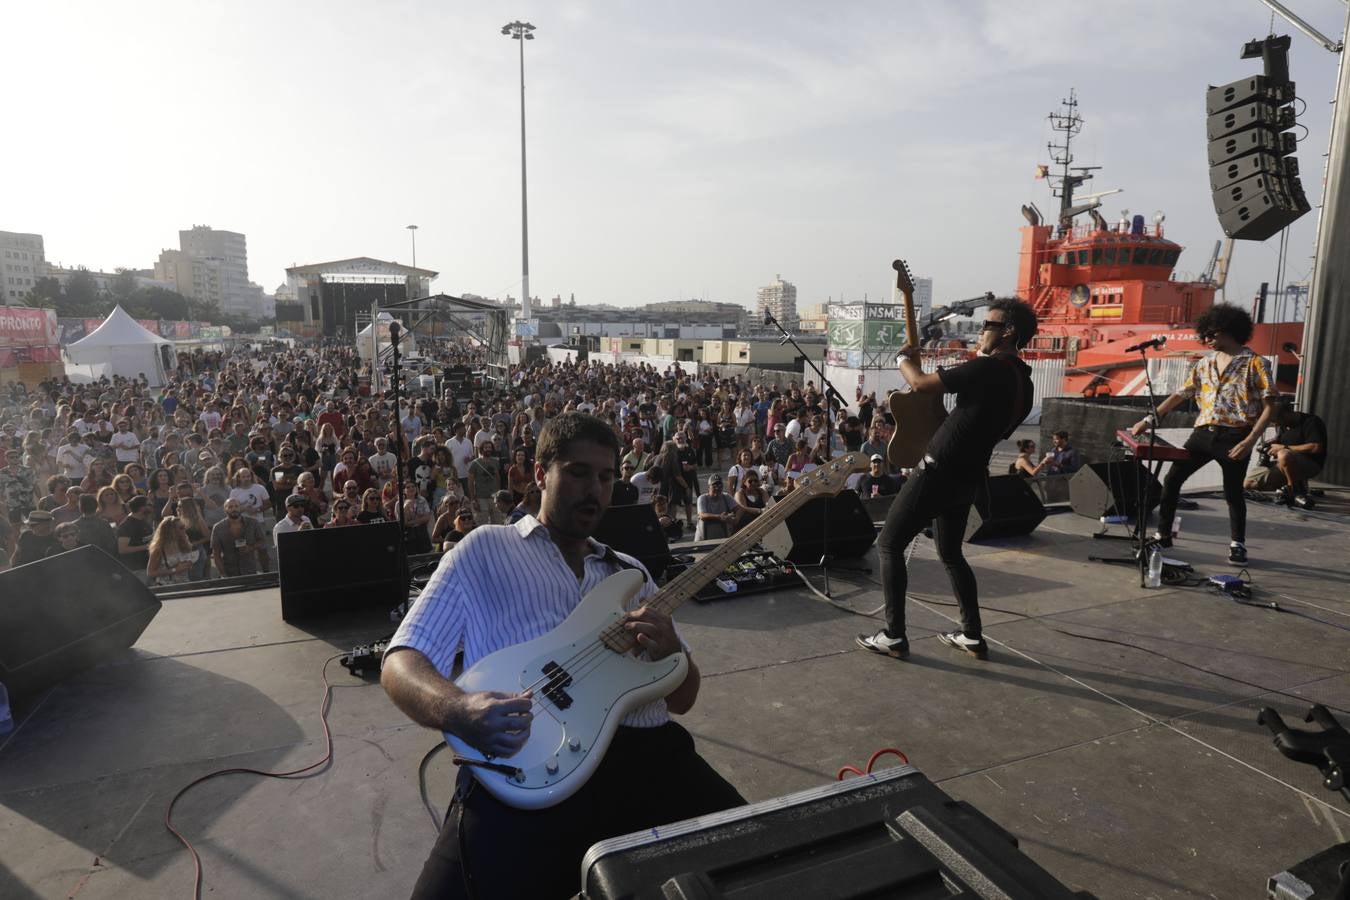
[419,740,448,832]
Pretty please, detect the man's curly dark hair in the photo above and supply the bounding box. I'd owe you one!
[989,297,1039,350]
[1194,303,1254,344]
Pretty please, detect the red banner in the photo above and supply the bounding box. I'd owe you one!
[137,319,160,335]
[0,306,59,349]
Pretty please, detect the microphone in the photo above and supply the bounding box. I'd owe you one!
[389,321,401,338]
[1124,336,1166,353]
[763,309,773,326]
[1281,341,1298,354]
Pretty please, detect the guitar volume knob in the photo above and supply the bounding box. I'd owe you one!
[546,758,560,775]
[568,737,581,752]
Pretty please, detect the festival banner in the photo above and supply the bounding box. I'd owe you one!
[137,319,160,335]
[0,306,60,349]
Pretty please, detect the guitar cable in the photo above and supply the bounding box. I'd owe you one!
[163,654,374,899]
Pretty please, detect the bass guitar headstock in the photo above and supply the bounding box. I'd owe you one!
[793,453,871,498]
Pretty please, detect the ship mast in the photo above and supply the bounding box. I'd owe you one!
[1046,90,1100,236]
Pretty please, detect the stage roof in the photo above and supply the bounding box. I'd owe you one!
[285,256,438,279]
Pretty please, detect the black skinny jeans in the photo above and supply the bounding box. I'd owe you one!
[411,722,744,900]
[876,466,981,640]
[1158,425,1252,543]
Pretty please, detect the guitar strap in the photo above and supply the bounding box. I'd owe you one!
[594,541,652,583]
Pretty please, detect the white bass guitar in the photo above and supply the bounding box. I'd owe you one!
[445,452,869,809]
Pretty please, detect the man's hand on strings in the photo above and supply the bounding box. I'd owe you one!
[450,690,534,758]
[623,605,681,661]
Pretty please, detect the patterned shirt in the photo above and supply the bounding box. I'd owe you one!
[1179,348,1277,428]
[389,515,672,728]
[0,465,35,514]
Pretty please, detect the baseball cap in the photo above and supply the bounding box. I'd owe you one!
[870,453,884,463]
[285,493,306,507]
[708,474,722,486]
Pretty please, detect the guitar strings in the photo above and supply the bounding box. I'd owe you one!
[498,461,859,732]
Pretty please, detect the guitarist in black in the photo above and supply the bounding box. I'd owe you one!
[857,298,1037,661]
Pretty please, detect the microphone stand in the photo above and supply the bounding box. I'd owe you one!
[1088,343,1166,587]
[763,311,868,597]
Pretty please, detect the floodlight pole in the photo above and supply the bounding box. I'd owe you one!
[502,20,535,328]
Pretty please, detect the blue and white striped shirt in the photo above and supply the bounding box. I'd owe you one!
[388,515,673,727]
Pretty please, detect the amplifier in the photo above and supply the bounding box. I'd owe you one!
[581,765,1095,899]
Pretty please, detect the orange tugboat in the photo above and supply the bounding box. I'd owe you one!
[1014,91,1303,396]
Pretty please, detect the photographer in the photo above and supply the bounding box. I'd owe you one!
[1244,398,1327,508]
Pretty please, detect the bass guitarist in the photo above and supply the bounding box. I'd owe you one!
[857,298,1037,661]
[381,412,743,899]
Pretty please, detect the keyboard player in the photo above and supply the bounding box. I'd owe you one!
[1128,304,1278,566]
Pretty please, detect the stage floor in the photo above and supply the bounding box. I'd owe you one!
[2,491,1348,899]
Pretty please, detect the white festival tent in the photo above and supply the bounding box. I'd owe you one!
[65,306,175,387]
[356,311,419,362]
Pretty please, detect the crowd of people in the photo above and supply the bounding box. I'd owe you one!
[0,337,907,582]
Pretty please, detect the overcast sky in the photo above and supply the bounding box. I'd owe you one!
[5,0,1347,312]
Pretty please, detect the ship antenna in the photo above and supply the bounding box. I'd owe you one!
[1046,89,1097,236]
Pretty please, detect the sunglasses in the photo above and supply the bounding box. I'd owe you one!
[980,319,1009,332]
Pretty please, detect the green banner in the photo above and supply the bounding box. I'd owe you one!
[828,320,863,350]
[865,320,909,349]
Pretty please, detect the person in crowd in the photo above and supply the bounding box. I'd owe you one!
[858,297,1038,663]
[1243,397,1328,508]
[52,485,84,526]
[369,436,399,489]
[270,446,304,518]
[620,436,653,474]
[200,466,230,525]
[506,448,534,502]
[612,461,640,504]
[630,463,662,505]
[467,442,501,523]
[859,425,888,463]
[169,487,212,579]
[211,498,268,577]
[785,438,812,473]
[1,447,37,525]
[380,413,743,898]
[294,471,327,523]
[147,467,176,518]
[38,474,71,513]
[327,497,358,527]
[273,494,312,546]
[726,448,757,494]
[506,483,541,524]
[1040,430,1084,475]
[229,467,271,522]
[648,493,681,541]
[55,430,90,480]
[54,520,82,555]
[116,495,156,578]
[95,486,127,527]
[1130,304,1278,566]
[857,454,905,498]
[445,421,474,493]
[110,418,141,469]
[441,507,475,546]
[695,474,738,541]
[731,467,768,533]
[357,488,387,524]
[492,490,515,523]
[148,516,197,585]
[431,493,464,549]
[1009,439,1046,478]
[14,509,60,566]
[402,481,433,553]
[76,492,119,558]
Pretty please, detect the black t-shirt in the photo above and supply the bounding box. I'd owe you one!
[610,480,639,505]
[1275,413,1328,465]
[928,354,1034,477]
[116,515,154,571]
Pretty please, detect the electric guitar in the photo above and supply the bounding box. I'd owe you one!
[445,452,870,809]
[886,259,948,468]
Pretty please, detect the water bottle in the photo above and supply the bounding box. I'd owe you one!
[1146,546,1163,588]
[0,681,12,735]
[1172,515,1181,539]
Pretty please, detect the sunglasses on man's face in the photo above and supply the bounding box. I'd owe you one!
[980,319,1009,332]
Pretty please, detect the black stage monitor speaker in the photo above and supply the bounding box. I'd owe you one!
[0,546,161,707]
[761,490,876,564]
[581,765,1093,900]
[278,521,406,621]
[966,475,1047,542]
[594,504,673,578]
[1069,461,1162,520]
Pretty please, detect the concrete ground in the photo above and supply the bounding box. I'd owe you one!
[2,485,1348,899]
